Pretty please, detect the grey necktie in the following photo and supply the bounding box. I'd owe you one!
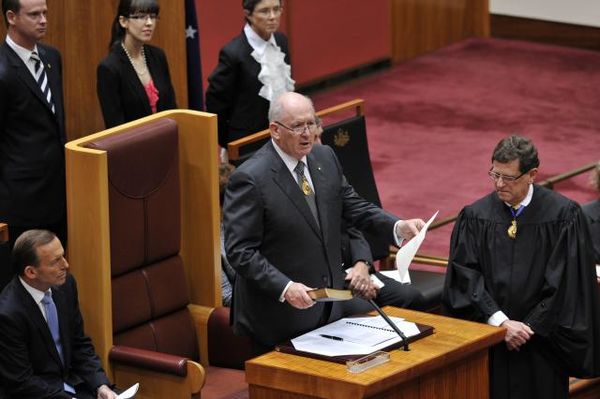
[30,51,55,113]
[294,161,320,227]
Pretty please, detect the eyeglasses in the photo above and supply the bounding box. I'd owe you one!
[488,169,528,183]
[275,120,317,135]
[128,13,159,22]
[254,6,283,17]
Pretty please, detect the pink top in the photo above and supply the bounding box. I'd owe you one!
[144,79,160,113]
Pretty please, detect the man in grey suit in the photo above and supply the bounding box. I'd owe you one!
[0,0,67,248]
[223,92,424,351]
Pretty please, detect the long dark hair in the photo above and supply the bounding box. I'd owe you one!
[108,0,160,50]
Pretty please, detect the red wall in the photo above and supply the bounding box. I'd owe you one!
[197,0,390,90]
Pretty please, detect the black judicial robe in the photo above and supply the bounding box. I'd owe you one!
[443,185,600,399]
[582,199,600,264]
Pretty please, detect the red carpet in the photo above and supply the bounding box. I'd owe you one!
[312,38,600,258]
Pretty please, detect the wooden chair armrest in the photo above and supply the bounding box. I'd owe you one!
[109,345,189,376]
[0,223,8,242]
[188,303,215,366]
[112,358,205,398]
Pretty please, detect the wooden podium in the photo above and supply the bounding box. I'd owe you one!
[246,308,505,399]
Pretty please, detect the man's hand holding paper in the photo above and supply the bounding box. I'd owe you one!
[395,219,426,240]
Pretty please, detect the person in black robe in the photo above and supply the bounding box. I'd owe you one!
[443,135,600,399]
[582,162,600,275]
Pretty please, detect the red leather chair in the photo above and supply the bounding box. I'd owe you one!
[66,112,250,398]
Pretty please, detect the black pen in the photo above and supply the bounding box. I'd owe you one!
[320,334,343,341]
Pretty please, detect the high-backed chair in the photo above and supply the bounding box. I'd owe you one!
[65,111,249,398]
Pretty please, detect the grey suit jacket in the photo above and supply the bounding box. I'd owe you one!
[223,141,398,346]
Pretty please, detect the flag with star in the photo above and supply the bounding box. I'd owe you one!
[185,0,203,110]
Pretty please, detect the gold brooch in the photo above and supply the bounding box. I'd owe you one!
[507,220,517,239]
[301,179,313,196]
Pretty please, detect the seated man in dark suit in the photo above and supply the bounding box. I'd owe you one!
[314,117,425,311]
[342,225,425,311]
[0,230,117,399]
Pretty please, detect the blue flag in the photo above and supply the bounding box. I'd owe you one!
[185,0,203,110]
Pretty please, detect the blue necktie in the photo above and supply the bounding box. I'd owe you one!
[41,291,63,363]
[42,291,76,394]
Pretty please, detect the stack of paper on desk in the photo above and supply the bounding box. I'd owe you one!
[291,316,421,357]
[380,211,439,284]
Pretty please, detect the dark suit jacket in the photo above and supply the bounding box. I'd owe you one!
[0,42,66,227]
[97,44,177,128]
[223,142,398,346]
[0,275,110,398]
[205,31,290,148]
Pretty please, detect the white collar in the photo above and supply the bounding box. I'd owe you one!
[272,139,308,175]
[19,276,48,305]
[5,34,38,65]
[505,184,534,208]
[244,23,278,56]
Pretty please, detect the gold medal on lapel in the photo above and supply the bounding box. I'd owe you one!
[507,219,517,239]
[301,178,313,196]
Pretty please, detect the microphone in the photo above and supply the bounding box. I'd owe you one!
[367,299,410,351]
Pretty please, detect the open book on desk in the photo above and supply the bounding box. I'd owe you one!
[277,316,434,363]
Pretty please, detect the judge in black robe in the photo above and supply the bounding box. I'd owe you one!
[443,136,600,399]
[444,186,600,398]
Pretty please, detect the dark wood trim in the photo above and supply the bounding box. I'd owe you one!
[491,14,600,52]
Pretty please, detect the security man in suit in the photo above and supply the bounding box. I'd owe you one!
[0,0,67,249]
[223,92,425,352]
[0,230,118,398]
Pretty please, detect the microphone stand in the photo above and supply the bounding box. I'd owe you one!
[367,299,410,351]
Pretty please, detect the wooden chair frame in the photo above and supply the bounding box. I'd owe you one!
[65,110,222,398]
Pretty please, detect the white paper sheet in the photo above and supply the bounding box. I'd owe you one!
[291,316,420,357]
[596,265,600,278]
[382,211,439,284]
[117,383,139,399]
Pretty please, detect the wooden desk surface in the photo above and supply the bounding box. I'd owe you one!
[246,308,505,399]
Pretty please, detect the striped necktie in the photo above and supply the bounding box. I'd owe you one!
[30,51,55,113]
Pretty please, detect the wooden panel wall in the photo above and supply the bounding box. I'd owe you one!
[391,0,490,64]
[0,1,187,141]
[491,14,600,52]
[197,0,390,88]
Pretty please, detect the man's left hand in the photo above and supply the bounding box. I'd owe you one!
[395,219,425,240]
[97,384,118,399]
[346,262,378,300]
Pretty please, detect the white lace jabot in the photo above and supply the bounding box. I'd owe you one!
[244,24,295,102]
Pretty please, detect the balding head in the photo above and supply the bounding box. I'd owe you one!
[269,92,317,160]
